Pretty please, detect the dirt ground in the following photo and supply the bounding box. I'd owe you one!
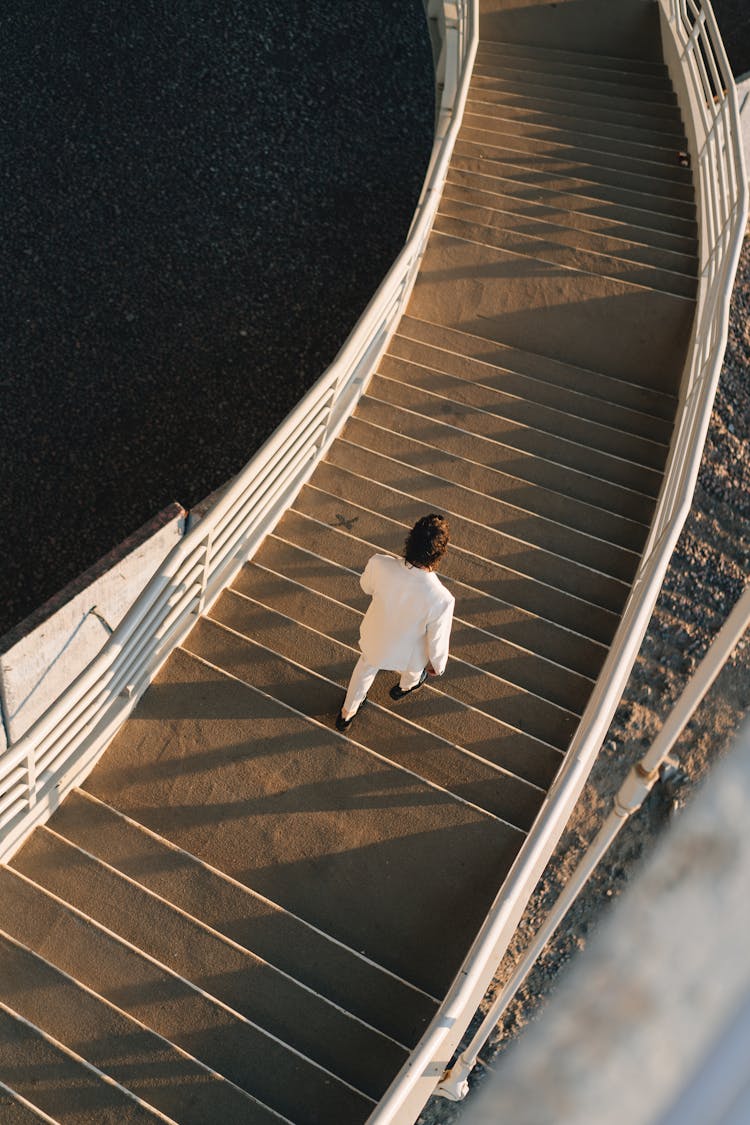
[417,217,750,1121]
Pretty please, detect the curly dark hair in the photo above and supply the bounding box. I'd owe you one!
[403,513,450,569]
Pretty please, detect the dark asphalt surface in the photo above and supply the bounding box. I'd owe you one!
[1,1,434,636]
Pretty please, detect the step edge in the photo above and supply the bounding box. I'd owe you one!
[463,96,690,152]
[453,133,695,205]
[191,618,552,812]
[261,539,597,690]
[304,474,631,609]
[463,103,691,163]
[430,222,696,303]
[461,110,693,180]
[73,788,440,1003]
[466,83,687,136]
[371,372,664,492]
[473,51,672,87]
[0,1079,72,1125]
[0,871,375,1106]
[332,434,643,569]
[349,409,652,536]
[33,824,411,1054]
[387,333,676,443]
[398,312,679,408]
[475,39,670,74]
[363,390,658,522]
[225,580,578,743]
[471,68,681,111]
[274,516,610,659]
[447,161,697,237]
[472,61,679,105]
[0,931,284,1123]
[442,174,698,263]
[294,488,623,629]
[450,148,695,221]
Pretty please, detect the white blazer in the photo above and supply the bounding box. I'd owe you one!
[358,553,455,675]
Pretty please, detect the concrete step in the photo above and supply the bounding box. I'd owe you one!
[471,69,683,123]
[0,1086,56,1125]
[256,531,605,703]
[0,868,366,1125]
[463,101,690,176]
[434,206,696,300]
[300,467,630,614]
[445,163,697,243]
[285,489,620,646]
[472,59,678,107]
[479,0,664,62]
[342,415,648,554]
[0,1004,169,1125]
[0,925,277,1125]
[460,115,692,186]
[47,789,436,1049]
[193,597,552,825]
[81,646,523,999]
[369,370,664,496]
[391,322,677,437]
[213,575,573,778]
[325,439,641,583]
[450,145,696,226]
[466,82,687,146]
[10,828,408,1103]
[477,38,669,77]
[453,138,694,211]
[440,180,697,278]
[356,392,657,528]
[406,229,694,392]
[475,42,672,88]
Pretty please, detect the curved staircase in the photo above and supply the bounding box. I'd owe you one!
[0,5,710,1123]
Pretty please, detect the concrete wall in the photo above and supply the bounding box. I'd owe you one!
[0,502,186,744]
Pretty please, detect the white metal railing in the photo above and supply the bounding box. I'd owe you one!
[369,1,748,1120]
[0,0,478,864]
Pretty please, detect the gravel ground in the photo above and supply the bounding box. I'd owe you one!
[0,0,434,637]
[417,231,750,1124]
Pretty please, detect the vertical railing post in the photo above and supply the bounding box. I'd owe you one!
[25,746,37,812]
[194,530,213,617]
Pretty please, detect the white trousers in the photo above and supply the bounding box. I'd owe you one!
[341,656,423,718]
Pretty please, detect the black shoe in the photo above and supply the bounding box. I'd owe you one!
[335,699,366,732]
[389,668,428,701]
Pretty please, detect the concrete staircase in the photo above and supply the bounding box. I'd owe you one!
[0,6,697,1123]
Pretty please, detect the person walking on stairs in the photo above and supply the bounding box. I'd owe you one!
[336,513,455,732]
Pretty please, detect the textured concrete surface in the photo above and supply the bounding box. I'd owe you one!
[1,0,434,637]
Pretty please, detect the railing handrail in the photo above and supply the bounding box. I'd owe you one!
[368,1,748,1119]
[0,3,477,864]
